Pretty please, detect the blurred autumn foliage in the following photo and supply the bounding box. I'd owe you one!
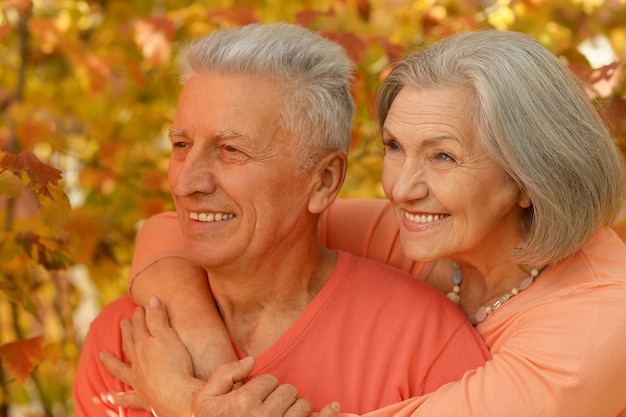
[0,0,625,415]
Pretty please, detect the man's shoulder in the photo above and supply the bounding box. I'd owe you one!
[339,252,447,303]
[342,252,427,284]
[332,252,479,346]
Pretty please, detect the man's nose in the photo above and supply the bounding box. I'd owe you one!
[170,149,217,197]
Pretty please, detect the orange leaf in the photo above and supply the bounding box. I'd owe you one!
[356,0,371,20]
[296,10,334,27]
[570,62,622,99]
[134,16,175,67]
[207,6,260,26]
[17,120,46,149]
[375,35,403,64]
[0,151,62,199]
[143,169,166,191]
[1,0,31,14]
[0,20,10,43]
[27,17,60,53]
[0,336,44,383]
[322,31,367,65]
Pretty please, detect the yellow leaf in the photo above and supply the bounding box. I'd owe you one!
[0,170,23,198]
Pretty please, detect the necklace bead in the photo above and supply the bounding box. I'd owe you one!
[448,263,541,325]
[446,262,462,304]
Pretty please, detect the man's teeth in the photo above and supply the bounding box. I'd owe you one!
[405,212,447,223]
[189,212,235,222]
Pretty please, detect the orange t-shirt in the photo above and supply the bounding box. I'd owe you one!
[73,202,490,415]
[105,198,626,416]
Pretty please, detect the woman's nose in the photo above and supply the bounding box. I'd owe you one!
[390,157,429,202]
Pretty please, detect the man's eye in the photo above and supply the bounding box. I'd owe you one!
[220,145,249,162]
[172,141,189,149]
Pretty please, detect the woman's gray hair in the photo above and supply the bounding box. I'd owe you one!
[179,23,354,169]
[377,30,625,268]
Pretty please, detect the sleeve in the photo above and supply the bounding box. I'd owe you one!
[73,296,136,417]
[418,318,489,395]
[342,284,626,417]
[129,199,433,289]
[129,212,185,289]
[318,199,432,279]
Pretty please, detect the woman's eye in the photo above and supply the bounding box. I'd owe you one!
[383,139,402,153]
[435,152,455,162]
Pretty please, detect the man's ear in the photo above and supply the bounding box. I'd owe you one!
[308,151,347,214]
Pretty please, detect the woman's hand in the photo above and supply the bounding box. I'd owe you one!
[130,256,238,380]
[316,402,342,417]
[100,296,203,416]
[101,295,322,417]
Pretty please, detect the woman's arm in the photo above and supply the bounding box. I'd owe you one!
[127,200,431,379]
[129,212,236,380]
[103,296,315,417]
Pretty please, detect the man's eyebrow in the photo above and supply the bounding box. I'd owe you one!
[213,131,250,140]
[169,128,187,136]
[168,128,250,141]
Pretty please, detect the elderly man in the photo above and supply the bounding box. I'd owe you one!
[73,23,489,417]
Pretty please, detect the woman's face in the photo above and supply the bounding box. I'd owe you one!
[381,85,531,266]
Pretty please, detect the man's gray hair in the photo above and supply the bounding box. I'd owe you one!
[179,23,355,169]
[378,30,625,268]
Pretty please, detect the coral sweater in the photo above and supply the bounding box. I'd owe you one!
[129,199,626,417]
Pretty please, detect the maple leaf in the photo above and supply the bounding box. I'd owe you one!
[0,336,44,383]
[15,231,72,270]
[39,182,71,238]
[0,151,62,199]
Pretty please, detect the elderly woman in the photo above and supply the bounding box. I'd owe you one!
[105,30,626,416]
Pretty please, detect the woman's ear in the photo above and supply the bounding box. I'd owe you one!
[308,151,347,214]
[518,188,532,209]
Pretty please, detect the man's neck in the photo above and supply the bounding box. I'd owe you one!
[208,244,338,356]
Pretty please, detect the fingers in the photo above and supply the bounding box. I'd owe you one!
[264,387,311,417]
[243,375,292,408]
[99,351,133,387]
[104,391,150,411]
[144,295,172,336]
[200,356,257,396]
[120,318,136,362]
[317,402,341,417]
[131,305,150,340]
[283,397,314,417]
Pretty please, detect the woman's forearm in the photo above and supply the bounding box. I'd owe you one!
[131,256,236,379]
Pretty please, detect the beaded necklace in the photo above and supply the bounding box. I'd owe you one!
[446,262,541,325]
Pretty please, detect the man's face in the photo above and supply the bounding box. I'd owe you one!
[168,72,315,270]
